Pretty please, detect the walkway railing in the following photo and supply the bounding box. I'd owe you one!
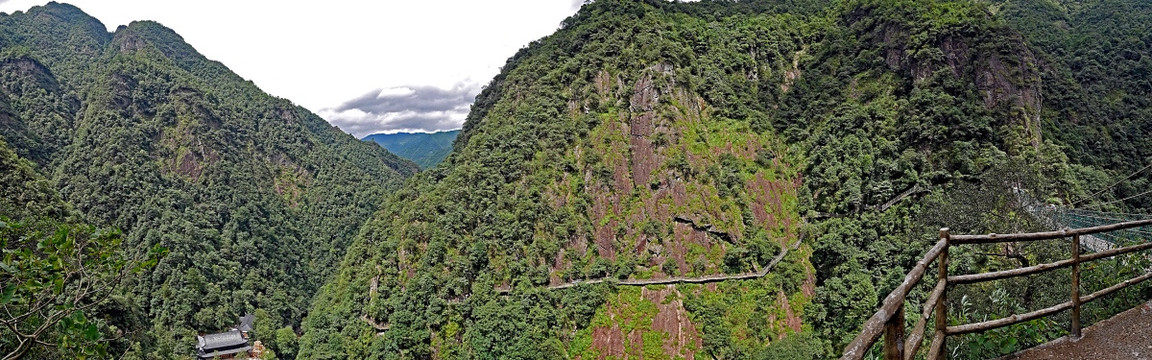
[841,219,1152,360]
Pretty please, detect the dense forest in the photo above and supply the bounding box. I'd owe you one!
[3,0,1152,359]
[363,131,461,169]
[0,2,418,358]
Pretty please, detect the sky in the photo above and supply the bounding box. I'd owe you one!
[0,0,588,137]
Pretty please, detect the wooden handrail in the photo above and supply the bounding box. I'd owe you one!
[1070,234,1082,338]
[947,301,1073,335]
[948,241,1152,284]
[946,269,1152,335]
[951,219,1152,244]
[903,279,944,359]
[903,276,949,355]
[842,220,1152,360]
[1080,270,1152,304]
[841,239,948,360]
[948,258,1076,285]
[933,228,949,360]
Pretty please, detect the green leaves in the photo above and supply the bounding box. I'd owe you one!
[0,216,141,358]
[0,260,16,274]
[1,285,14,304]
[0,2,419,356]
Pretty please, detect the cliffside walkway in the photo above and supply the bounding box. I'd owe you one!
[1001,299,1152,360]
[359,238,804,332]
[524,237,803,292]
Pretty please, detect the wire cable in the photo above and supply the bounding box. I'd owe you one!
[1081,188,1152,210]
[1072,162,1152,206]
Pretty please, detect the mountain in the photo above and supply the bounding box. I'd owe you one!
[5,0,1151,358]
[363,130,460,169]
[995,0,1152,206]
[0,2,418,357]
[297,0,1150,358]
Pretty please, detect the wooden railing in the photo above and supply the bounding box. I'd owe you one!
[841,219,1152,360]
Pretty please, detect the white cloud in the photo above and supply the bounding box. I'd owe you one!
[377,87,415,97]
[318,82,479,137]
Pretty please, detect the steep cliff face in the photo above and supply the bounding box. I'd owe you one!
[300,0,1056,358]
[849,1,1044,151]
[0,56,77,165]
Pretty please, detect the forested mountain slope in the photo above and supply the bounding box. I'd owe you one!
[363,130,461,169]
[0,2,418,357]
[0,137,139,359]
[996,0,1152,208]
[298,0,1138,358]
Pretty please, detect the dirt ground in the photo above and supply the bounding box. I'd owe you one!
[1001,299,1152,360]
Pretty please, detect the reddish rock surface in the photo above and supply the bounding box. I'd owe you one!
[587,286,702,359]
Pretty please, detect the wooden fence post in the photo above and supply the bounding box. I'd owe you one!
[884,302,905,360]
[1071,233,1082,339]
[935,228,949,360]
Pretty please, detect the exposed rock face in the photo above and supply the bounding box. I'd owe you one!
[0,57,76,164]
[567,63,802,280]
[870,15,1044,149]
[586,286,702,359]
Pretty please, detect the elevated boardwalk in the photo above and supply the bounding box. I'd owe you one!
[1003,300,1152,360]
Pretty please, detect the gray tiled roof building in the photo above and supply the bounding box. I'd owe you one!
[195,329,251,359]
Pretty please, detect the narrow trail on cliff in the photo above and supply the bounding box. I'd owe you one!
[532,237,804,292]
[359,237,805,332]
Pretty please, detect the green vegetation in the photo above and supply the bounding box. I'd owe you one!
[300,0,819,358]
[302,0,1152,358]
[0,3,417,358]
[0,137,162,359]
[363,130,461,169]
[994,0,1152,209]
[4,0,1152,358]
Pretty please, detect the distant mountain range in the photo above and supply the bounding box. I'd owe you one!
[363,130,459,169]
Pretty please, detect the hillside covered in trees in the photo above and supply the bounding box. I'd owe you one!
[0,2,418,358]
[299,0,1152,359]
[363,130,461,169]
[3,0,1152,359]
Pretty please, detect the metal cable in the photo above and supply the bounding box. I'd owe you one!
[1072,162,1152,206]
[1080,189,1152,210]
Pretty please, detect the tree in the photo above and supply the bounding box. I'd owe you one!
[0,219,163,359]
[274,326,297,359]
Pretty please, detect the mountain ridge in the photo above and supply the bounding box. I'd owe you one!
[362,130,460,169]
[4,0,1152,358]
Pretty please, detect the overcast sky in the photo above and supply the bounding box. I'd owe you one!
[0,0,587,137]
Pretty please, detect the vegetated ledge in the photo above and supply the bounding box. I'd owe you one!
[357,237,804,333]
[672,216,736,244]
[538,236,804,291]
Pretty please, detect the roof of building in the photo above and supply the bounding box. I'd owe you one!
[238,313,254,332]
[196,330,248,351]
[197,344,252,360]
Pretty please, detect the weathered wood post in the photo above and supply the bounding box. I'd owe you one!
[1071,233,1082,339]
[934,228,949,360]
[884,302,905,360]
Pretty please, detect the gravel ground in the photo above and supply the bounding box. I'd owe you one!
[1001,299,1152,360]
